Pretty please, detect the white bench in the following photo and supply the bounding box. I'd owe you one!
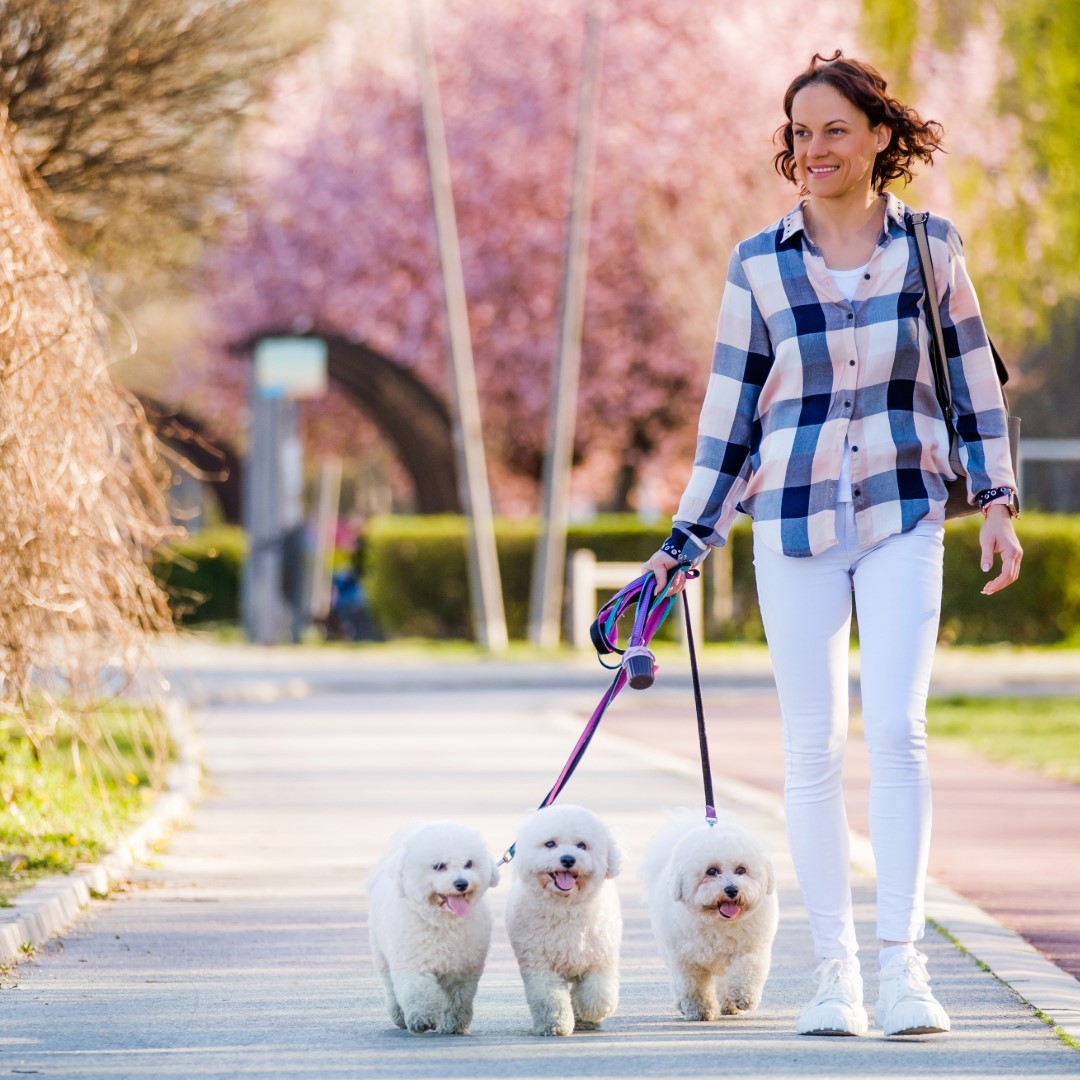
[568,549,704,651]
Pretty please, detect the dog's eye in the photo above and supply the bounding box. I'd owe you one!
[464,860,473,869]
[705,867,720,877]
[544,840,557,849]
[735,865,747,875]
[576,842,587,850]
[433,862,447,872]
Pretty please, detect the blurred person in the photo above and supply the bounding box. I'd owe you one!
[643,51,1021,1037]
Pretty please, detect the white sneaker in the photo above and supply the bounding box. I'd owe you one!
[875,951,951,1035]
[796,957,869,1036]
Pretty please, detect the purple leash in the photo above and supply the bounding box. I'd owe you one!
[497,569,694,864]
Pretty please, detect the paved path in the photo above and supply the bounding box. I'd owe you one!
[1,650,1077,1078]
[607,688,1080,981]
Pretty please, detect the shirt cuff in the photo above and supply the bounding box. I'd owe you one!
[662,527,709,566]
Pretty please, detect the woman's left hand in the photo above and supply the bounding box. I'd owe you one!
[979,504,1023,595]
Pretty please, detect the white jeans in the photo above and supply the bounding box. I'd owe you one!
[753,503,945,959]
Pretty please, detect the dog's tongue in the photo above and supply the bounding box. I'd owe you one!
[553,871,577,892]
[444,894,471,917]
[719,902,741,919]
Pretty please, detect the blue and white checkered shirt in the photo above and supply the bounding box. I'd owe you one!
[665,193,1016,561]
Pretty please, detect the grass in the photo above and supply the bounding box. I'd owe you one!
[927,696,1080,784]
[0,705,170,906]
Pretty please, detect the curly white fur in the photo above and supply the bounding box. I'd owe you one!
[504,804,622,1036]
[367,821,499,1034]
[640,812,778,1021]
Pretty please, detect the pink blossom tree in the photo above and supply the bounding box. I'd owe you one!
[190,1,862,514]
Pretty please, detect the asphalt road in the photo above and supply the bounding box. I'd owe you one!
[2,655,1077,1078]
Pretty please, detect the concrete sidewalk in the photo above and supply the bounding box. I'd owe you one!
[1,655,1077,1077]
[606,686,1080,981]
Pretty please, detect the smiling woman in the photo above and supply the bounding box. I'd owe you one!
[642,49,1022,1039]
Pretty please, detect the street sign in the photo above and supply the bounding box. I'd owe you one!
[254,337,328,399]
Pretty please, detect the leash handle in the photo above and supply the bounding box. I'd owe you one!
[682,589,716,825]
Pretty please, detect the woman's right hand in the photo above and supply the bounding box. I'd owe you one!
[642,549,688,595]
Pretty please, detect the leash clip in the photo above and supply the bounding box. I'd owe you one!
[622,644,656,690]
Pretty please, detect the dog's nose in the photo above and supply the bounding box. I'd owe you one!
[559,854,576,869]
[453,878,469,892]
[724,884,739,899]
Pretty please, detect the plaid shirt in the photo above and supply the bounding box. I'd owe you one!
[666,193,1016,561]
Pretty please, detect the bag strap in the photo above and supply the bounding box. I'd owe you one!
[909,212,954,428]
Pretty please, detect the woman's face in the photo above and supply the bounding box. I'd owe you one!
[790,82,890,201]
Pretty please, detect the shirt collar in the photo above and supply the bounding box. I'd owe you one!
[780,191,909,246]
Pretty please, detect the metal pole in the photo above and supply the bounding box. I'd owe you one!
[309,457,342,623]
[242,394,294,645]
[411,0,508,652]
[528,1,603,648]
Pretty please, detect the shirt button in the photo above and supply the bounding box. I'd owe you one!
[849,359,856,366]
[847,313,854,320]
[863,273,871,280]
[853,488,861,497]
[852,446,859,452]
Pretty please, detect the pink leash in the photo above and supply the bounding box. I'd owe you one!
[497,567,698,864]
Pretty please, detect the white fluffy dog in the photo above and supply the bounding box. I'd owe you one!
[367,821,499,1034]
[640,812,778,1021]
[505,804,622,1036]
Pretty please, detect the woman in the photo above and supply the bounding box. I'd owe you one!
[644,52,1021,1037]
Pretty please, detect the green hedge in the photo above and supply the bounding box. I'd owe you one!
[364,515,680,642]
[152,524,247,624]
[939,513,1080,644]
[364,512,1080,646]
[150,513,1080,644]
[364,514,757,643]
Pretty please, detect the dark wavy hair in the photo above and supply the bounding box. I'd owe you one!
[773,51,945,194]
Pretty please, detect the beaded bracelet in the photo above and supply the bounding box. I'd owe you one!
[660,539,692,564]
[977,486,1014,510]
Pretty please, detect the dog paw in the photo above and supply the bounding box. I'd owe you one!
[535,1022,575,1037]
[679,999,718,1022]
[573,1019,602,1031]
[404,1014,438,1034]
[436,1022,470,1036]
[722,990,760,1015]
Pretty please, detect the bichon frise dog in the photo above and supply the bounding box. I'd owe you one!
[640,812,778,1021]
[367,821,499,1034]
[504,804,622,1036]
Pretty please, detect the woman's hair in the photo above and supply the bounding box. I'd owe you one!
[773,51,944,193]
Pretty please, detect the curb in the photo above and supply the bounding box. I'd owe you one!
[0,698,201,967]
[550,711,1080,1048]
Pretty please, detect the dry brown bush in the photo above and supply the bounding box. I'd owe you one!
[0,127,176,769]
[0,3,320,781]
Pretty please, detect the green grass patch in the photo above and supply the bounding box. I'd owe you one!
[927,696,1080,784]
[0,706,170,906]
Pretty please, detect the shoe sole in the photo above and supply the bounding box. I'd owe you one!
[884,1025,949,1036]
[800,1028,863,1037]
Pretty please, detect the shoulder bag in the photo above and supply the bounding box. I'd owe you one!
[909,211,1021,519]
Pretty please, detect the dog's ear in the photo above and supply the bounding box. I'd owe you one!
[764,858,776,896]
[605,840,622,879]
[390,851,408,899]
[671,869,689,903]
